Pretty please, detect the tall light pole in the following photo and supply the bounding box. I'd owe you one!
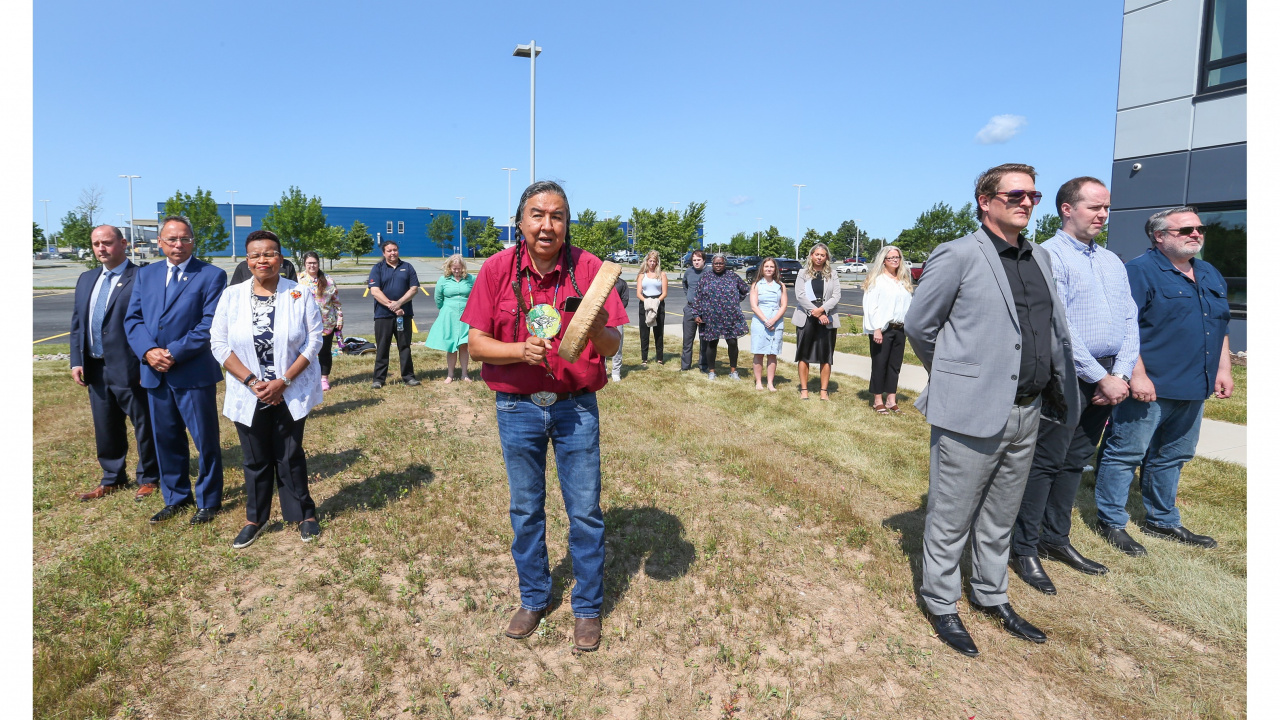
[792,184,806,259]
[227,191,239,263]
[456,197,465,256]
[756,217,763,255]
[512,42,542,185]
[119,174,140,262]
[854,217,862,262]
[40,199,51,253]
[501,167,517,241]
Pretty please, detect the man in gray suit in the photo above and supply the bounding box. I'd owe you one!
[905,163,1081,657]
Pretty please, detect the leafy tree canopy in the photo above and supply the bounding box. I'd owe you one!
[345,220,375,264]
[262,186,326,259]
[893,202,978,262]
[33,222,46,253]
[571,209,627,261]
[314,225,347,268]
[630,201,707,270]
[755,225,795,260]
[59,210,93,251]
[427,214,457,253]
[470,217,505,257]
[163,187,230,259]
[1032,214,1063,243]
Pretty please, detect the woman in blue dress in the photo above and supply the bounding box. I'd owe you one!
[425,254,475,382]
[749,258,788,391]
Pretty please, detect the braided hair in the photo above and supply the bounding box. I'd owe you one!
[509,180,583,318]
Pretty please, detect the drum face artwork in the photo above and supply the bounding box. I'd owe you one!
[558,261,623,363]
[526,304,562,339]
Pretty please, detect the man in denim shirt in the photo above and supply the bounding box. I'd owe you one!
[1093,207,1233,555]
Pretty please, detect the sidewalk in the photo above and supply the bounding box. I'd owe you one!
[656,323,1247,467]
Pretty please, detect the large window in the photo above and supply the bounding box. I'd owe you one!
[1200,0,1246,92]
[1197,204,1246,318]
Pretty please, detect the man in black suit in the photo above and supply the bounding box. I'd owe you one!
[71,225,160,501]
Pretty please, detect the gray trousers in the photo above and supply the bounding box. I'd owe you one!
[921,399,1041,615]
[610,326,624,377]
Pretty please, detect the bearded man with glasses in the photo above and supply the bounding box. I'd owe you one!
[124,216,228,526]
[905,163,1080,657]
[1092,207,1232,555]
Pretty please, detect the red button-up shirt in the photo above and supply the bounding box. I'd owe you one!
[461,243,628,394]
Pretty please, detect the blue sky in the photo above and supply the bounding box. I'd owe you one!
[34,0,1123,246]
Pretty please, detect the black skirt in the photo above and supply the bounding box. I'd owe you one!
[794,320,836,365]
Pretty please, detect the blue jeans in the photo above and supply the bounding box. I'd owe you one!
[1094,397,1204,530]
[495,391,605,618]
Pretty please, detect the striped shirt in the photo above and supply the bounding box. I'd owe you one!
[1040,229,1140,383]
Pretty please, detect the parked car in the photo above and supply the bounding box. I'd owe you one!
[910,260,926,282]
[837,262,867,274]
[745,257,802,284]
[611,250,639,264]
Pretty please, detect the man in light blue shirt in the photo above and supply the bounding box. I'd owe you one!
[1010,177,1138,595]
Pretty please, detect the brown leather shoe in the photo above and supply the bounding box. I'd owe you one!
[573,617,602,652]
[78,484,120,501]
[134,483,159,502]
[504,608,544,639]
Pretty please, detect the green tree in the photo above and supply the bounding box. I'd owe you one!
[1032,214,1063,243]
[345,220,374,264]
[262,186,326,259]
[754,225,794,260]
[162,187,230,259]
[470,217,504,257]
[832,219,869,260]
[462,218,486,254]
[571,209,627,260]
[428,214,457,253]
[894,202,978,262]
[727,231,756,256]
[314,225,347,269]
[33,222,45,253]
[630,201,706,269]
[59,210,92,252]
[798,228,836,260]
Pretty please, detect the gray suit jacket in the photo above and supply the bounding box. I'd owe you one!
[905,229,1081,438]
[791,269,842,330]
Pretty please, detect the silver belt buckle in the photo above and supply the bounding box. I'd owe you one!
[530,391,558,407]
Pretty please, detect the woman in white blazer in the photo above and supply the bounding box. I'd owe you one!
[210,230,324,549]
[861,245,914,414]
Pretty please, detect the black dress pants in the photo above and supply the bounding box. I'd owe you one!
[318,332,334,376]
[868,325,906,394]
[85,358,159,487]
[703,337,739,370]
[639,298,665,362]
[234,403,315,526]
[681,314,705,371]
[1012,377,1115,556]
[373,317,415,382]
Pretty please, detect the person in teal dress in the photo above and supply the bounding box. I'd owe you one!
[425,254,475,382]
[749,257,788,391]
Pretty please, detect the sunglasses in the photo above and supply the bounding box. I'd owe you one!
[992,190,1043,205]
[1160,225,1208,237]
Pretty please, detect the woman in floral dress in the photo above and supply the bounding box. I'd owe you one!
[298,251,343,391]
[689,253,750,380]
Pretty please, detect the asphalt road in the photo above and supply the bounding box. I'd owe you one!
[34,276,866,344]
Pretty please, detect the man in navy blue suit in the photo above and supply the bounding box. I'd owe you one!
[124,216,227,525]
[70,225,160,501]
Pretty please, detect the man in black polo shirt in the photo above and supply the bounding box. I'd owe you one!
[367,240,421,388]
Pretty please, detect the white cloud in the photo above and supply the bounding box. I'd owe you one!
[975,114,1027,145]
[728,195,751,206]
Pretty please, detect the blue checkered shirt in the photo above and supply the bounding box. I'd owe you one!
[1041,229,1140,382]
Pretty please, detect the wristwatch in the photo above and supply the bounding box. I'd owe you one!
[1110,372,1130,383]
[281,376,293,387]
[243,373,258,388]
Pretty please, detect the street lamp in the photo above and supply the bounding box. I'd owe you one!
[512,42,542,185]
[456,196,465,256]
[792,184,805,259]
[40,199,51,253]
[853,218,862,262]
[227,191,239,263]
[501,167,517,242]
[119,174,140,262]
[755,217,763,255]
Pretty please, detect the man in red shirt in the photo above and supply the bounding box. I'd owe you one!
[463,180,626,652]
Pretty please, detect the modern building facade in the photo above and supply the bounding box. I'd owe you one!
[1109,0,1246,349]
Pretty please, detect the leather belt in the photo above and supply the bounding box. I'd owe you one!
[507,390,590,407]
[1096,355,1116,372]
[886,321,904,329]
[1013,392,1041,406]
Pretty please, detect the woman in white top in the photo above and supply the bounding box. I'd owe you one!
[861,245,914,414]
[635,250,668,367]
[210,230,325,548]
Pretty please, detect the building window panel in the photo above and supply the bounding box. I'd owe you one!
[1197,206,1246,317]
[1201,0,1246,91]
[398,221,405,234]
[387,221,394,234]
[234,215,252,227]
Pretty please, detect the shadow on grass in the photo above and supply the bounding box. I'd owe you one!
[548,506,695,618]
[883,493,929,615]
[308,448,365,482]
[310,398,383,418]
[317,462,434,518]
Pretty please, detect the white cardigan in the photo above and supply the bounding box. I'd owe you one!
[210,277,324,426]
[861,275,913,333]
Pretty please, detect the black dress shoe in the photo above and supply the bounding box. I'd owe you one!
[403,376,421,387]
[1011,554,1057,595]
[1039,542,1109,576]
[1140,521,1218,549]
[928,613,979,657]
[190,507,220,525]
[1097,525,1148,556]
[371,380,384,389]
[967,596,1047,643]
[149,501,193,524]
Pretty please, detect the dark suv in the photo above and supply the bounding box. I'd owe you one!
[745,258,802,283]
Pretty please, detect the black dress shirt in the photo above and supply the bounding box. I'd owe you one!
[982,225,1053,396]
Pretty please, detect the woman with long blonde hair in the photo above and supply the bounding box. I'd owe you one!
[635,249,668,367]
[861,245,914,413]
[425,254,475,382]
[792,243,841,399]
[748,257,787,390]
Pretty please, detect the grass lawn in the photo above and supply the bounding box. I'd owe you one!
[34,344,1245,719]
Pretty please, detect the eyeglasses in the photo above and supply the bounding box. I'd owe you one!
[164,237,195,245]
[1159,225,1208,237]
[247,251,282,260]
[992,190,1043,205]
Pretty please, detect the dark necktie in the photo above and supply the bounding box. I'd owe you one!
[89,269,116,358]
[164,265,181,306]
